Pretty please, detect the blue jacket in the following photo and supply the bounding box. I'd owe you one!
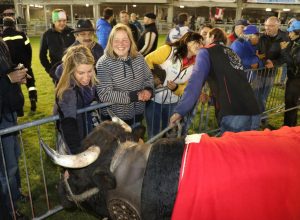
[96,18,112,49]
[231,38,262,70]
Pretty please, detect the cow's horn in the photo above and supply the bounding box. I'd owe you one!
[40,138,101,168]
[107,109,132,133]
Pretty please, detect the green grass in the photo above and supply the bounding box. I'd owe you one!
[15,34,289,219]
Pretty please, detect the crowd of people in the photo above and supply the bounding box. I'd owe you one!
[1,7,300,219]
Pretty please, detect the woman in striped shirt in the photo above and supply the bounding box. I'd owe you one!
[96,24,154,128]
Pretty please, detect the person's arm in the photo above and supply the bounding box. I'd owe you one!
[173,49,210,117]
[173,81,188,96]
[145,45,172,69]
[39,32,51,73]
[140,56,154,100]
[139,32,157,56]
[57,89,82,154]
[96,58,138,104]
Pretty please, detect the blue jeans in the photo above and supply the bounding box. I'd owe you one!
[219,114,261,135]
[0,112,21,214]
[145,101,177,138]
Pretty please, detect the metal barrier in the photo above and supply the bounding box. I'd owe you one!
[0,103,111,219]
[0,65,291,219]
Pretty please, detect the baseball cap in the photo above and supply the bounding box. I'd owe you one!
[243,25,259,35]
[235,19,249,26]
[144,12,156,20]
[287,20,300,32]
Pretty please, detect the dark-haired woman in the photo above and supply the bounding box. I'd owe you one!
[170,28,261,135]
[145,31,203,138]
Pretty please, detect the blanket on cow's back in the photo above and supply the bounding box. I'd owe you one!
[172,126,300,220]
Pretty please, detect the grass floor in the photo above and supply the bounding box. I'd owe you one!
[13,34,291,219]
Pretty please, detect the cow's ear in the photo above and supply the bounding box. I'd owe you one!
[92,168,116,190]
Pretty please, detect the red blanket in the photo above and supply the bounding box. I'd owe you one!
[172,126,300,220]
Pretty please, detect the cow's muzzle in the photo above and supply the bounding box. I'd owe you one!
[40,138,101,168]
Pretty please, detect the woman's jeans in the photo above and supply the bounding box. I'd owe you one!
[145,101,177,138]
[219,114,261,135]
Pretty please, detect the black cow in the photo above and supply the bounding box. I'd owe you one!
[41,121,300,220]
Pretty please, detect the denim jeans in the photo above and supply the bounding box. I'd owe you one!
[219,114,261,135]
[0,112,21,214]
[145,101,177,138]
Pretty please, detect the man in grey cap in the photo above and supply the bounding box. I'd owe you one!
[137,12,158,56]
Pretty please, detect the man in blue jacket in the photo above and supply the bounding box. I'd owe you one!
[231,25,263,70]
[96,7,114,49]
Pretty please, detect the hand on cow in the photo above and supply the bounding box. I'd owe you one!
[169,113,182,127]
[265,59,274,69]
[138,90,152,102]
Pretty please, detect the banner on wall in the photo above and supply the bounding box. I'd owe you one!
[247,0,300,3]
[215,8,224,20]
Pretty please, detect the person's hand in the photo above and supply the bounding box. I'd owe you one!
[167,81,177,91]
[169,113,182,126]
[280,41,289,50]
[250,63,259,69]
[7,68,29,84]
[138,90,152,101]
[256,51,265,60]
[265,59,274,69]
[199,93,209,104]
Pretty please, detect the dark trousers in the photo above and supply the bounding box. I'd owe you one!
[284,78,300,126]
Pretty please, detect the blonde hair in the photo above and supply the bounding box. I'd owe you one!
[105,23,138,59]
[56,45,97,100]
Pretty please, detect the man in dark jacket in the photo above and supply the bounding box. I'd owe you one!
[0,38,29,219]
[39,9,75,81]
[280,20,300,126]
[137,12,158,56]
[2,16,38,112]
[257,16,289,115]
[119,10,139,44]
[54,19,104,82]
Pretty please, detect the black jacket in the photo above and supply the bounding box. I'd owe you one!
[206,43,261,120]
[258,30,289,66]
[282,38,300,79]
[2,27,35,88]
[137,22,158,56]
[39,26,75,76]
[0,39,24,120]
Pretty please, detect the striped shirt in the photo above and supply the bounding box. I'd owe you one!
[96,53,154,120]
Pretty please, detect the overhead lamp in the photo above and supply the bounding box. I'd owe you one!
[266,8,272,12]
[133,4,137,7]
[283,8,290,12]
[86,3,89,7]
[180,5,185,8]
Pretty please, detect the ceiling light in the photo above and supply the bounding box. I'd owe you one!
[283,8,290,12]
[180,5,184,8]
[86,4,89,7]
[266,8,272,12]
[133,4,137,7]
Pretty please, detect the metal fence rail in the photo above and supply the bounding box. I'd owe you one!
[0,65,290,219]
